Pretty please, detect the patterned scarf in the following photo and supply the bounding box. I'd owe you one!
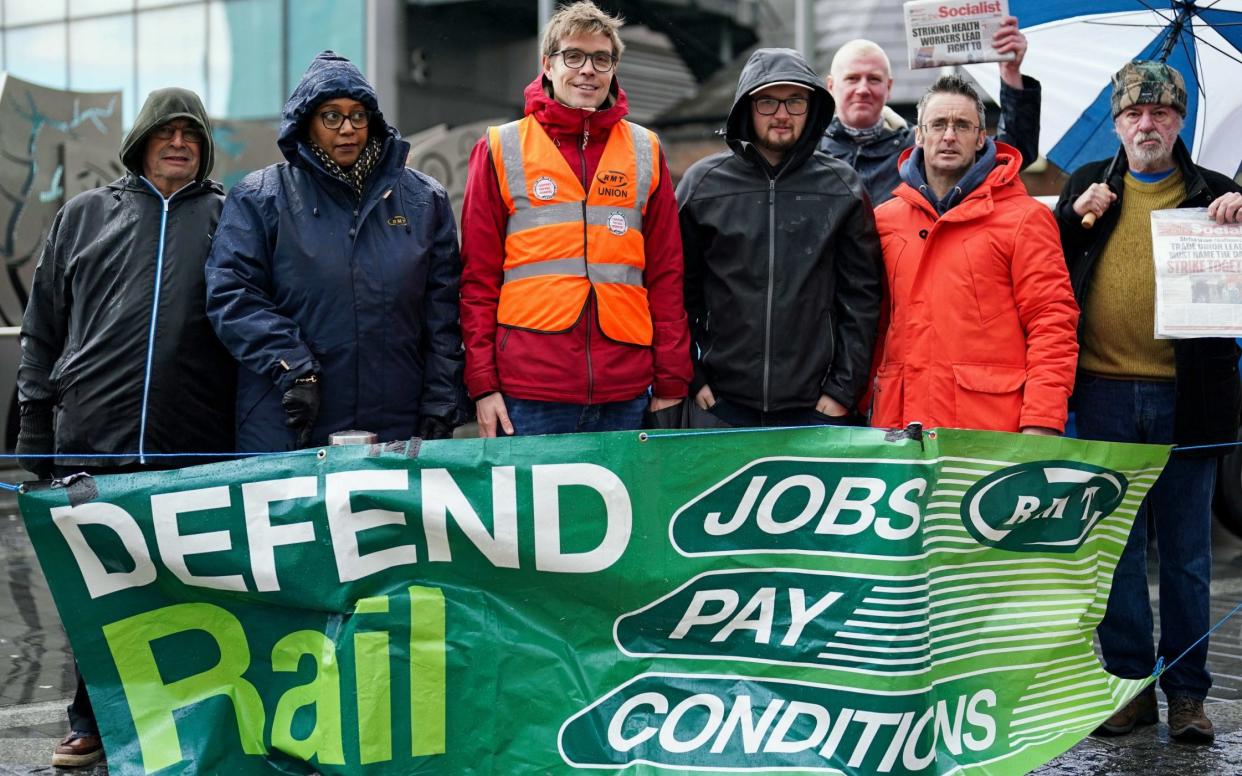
[837,115,887,143]
[309,136,382,200]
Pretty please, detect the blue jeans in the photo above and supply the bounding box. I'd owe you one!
[1072,374,1214,699]
[504,396,647,435]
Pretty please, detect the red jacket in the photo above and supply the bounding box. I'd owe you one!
[460,75,691,404]
[870,143,1079,433]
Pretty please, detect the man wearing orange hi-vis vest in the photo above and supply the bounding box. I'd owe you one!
[460,1,691,436]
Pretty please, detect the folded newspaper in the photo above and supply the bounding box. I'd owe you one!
[904,0,1014,69]
[1151,208,1242,338]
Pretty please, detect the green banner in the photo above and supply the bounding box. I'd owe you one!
[19,426,1168,775]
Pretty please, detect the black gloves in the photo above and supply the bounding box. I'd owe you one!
[16,401,54,478]
[419,415,455,440]
[282,374,321,449]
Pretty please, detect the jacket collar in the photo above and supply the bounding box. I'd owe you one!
[891,141,1025,221]
[825,113,906,145]
[524,73,628,143]
[1108,137,1212,204]
[900,136,999,215]
[109,173,222,198]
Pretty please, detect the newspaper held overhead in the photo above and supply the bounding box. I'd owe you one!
[1152,208,1242,338]
[904,0,1015,69]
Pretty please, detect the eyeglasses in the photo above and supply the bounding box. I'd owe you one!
[752,96,809,116]
[317,109,370,131]
[551,49,617,72]
[920,119,980,137]
[150,124,205,144]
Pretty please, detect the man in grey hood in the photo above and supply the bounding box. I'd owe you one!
[17,87,234,767]
[677,48,883,428]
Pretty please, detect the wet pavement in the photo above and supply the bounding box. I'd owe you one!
[0,466,1240,774]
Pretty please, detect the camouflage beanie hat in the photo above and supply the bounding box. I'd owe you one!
[1111,60,1187,117]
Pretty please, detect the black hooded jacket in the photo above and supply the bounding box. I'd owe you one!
[18,87,234,467]
[677,48,884,412]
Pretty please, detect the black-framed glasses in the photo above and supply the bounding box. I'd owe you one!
[317,109,370,131]
[150,123,205,144]
[919,119,980,137]
[752,96,809,116]
[552,49,617,72]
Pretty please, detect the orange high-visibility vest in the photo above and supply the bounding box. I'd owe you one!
[487,115,660,346]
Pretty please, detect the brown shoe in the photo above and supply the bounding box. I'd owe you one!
[1093,686,1158,736]
[51,731,103,768]
[1168,695,1215,743]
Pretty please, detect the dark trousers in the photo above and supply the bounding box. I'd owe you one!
[55,462,161,735]
[68,664,96,735]
[689,396,863,429]
[1072,375,1214,699]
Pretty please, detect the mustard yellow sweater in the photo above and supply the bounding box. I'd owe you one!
[1079,170,1184,379]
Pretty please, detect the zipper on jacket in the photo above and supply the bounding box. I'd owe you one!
[580,116,594,404]
[763,177,776,411]
[585,299,594,405]
[136,178,185,464]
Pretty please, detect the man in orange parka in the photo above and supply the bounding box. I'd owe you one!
[870,75,1078,434]
[460,1,691,436]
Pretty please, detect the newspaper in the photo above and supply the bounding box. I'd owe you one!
[1152,208,1242,338]
[904,0,1014,69]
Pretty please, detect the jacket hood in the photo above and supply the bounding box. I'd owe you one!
[894,140,1025,215]
[120,87,214,180]
[278,50,396,165]
[524,71,629,138]
[725,48,833,171]
[900,135,999,215]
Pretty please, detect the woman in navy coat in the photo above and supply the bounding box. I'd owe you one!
[206,51,464,450]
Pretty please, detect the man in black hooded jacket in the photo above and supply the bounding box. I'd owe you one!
[677,48,883,428]
[16,88,234,767]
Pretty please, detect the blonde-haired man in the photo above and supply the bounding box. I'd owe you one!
[821,17,1041,204]
[460,1,690,436]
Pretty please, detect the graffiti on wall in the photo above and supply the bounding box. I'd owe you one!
[0,74,121,327]
[405,118,502,230]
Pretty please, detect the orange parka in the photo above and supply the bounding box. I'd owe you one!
[870,143,1079,433]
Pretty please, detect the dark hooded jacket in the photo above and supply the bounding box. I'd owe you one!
[206,51,464,451]
[820,75,1042,205]
[1056,139,1242,452]
[205,51,464,451]
[18,87,234,467]
[676,48,883,413]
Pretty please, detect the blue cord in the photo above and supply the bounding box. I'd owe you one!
[0,450,316,491]
[1171,440,1242,454]
[1157,600,1242,677]
[0,451,289,459]
[640,429,1242,454]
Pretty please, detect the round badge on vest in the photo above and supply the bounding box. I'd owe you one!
[533,176,557,201]
[607,212,628,236]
